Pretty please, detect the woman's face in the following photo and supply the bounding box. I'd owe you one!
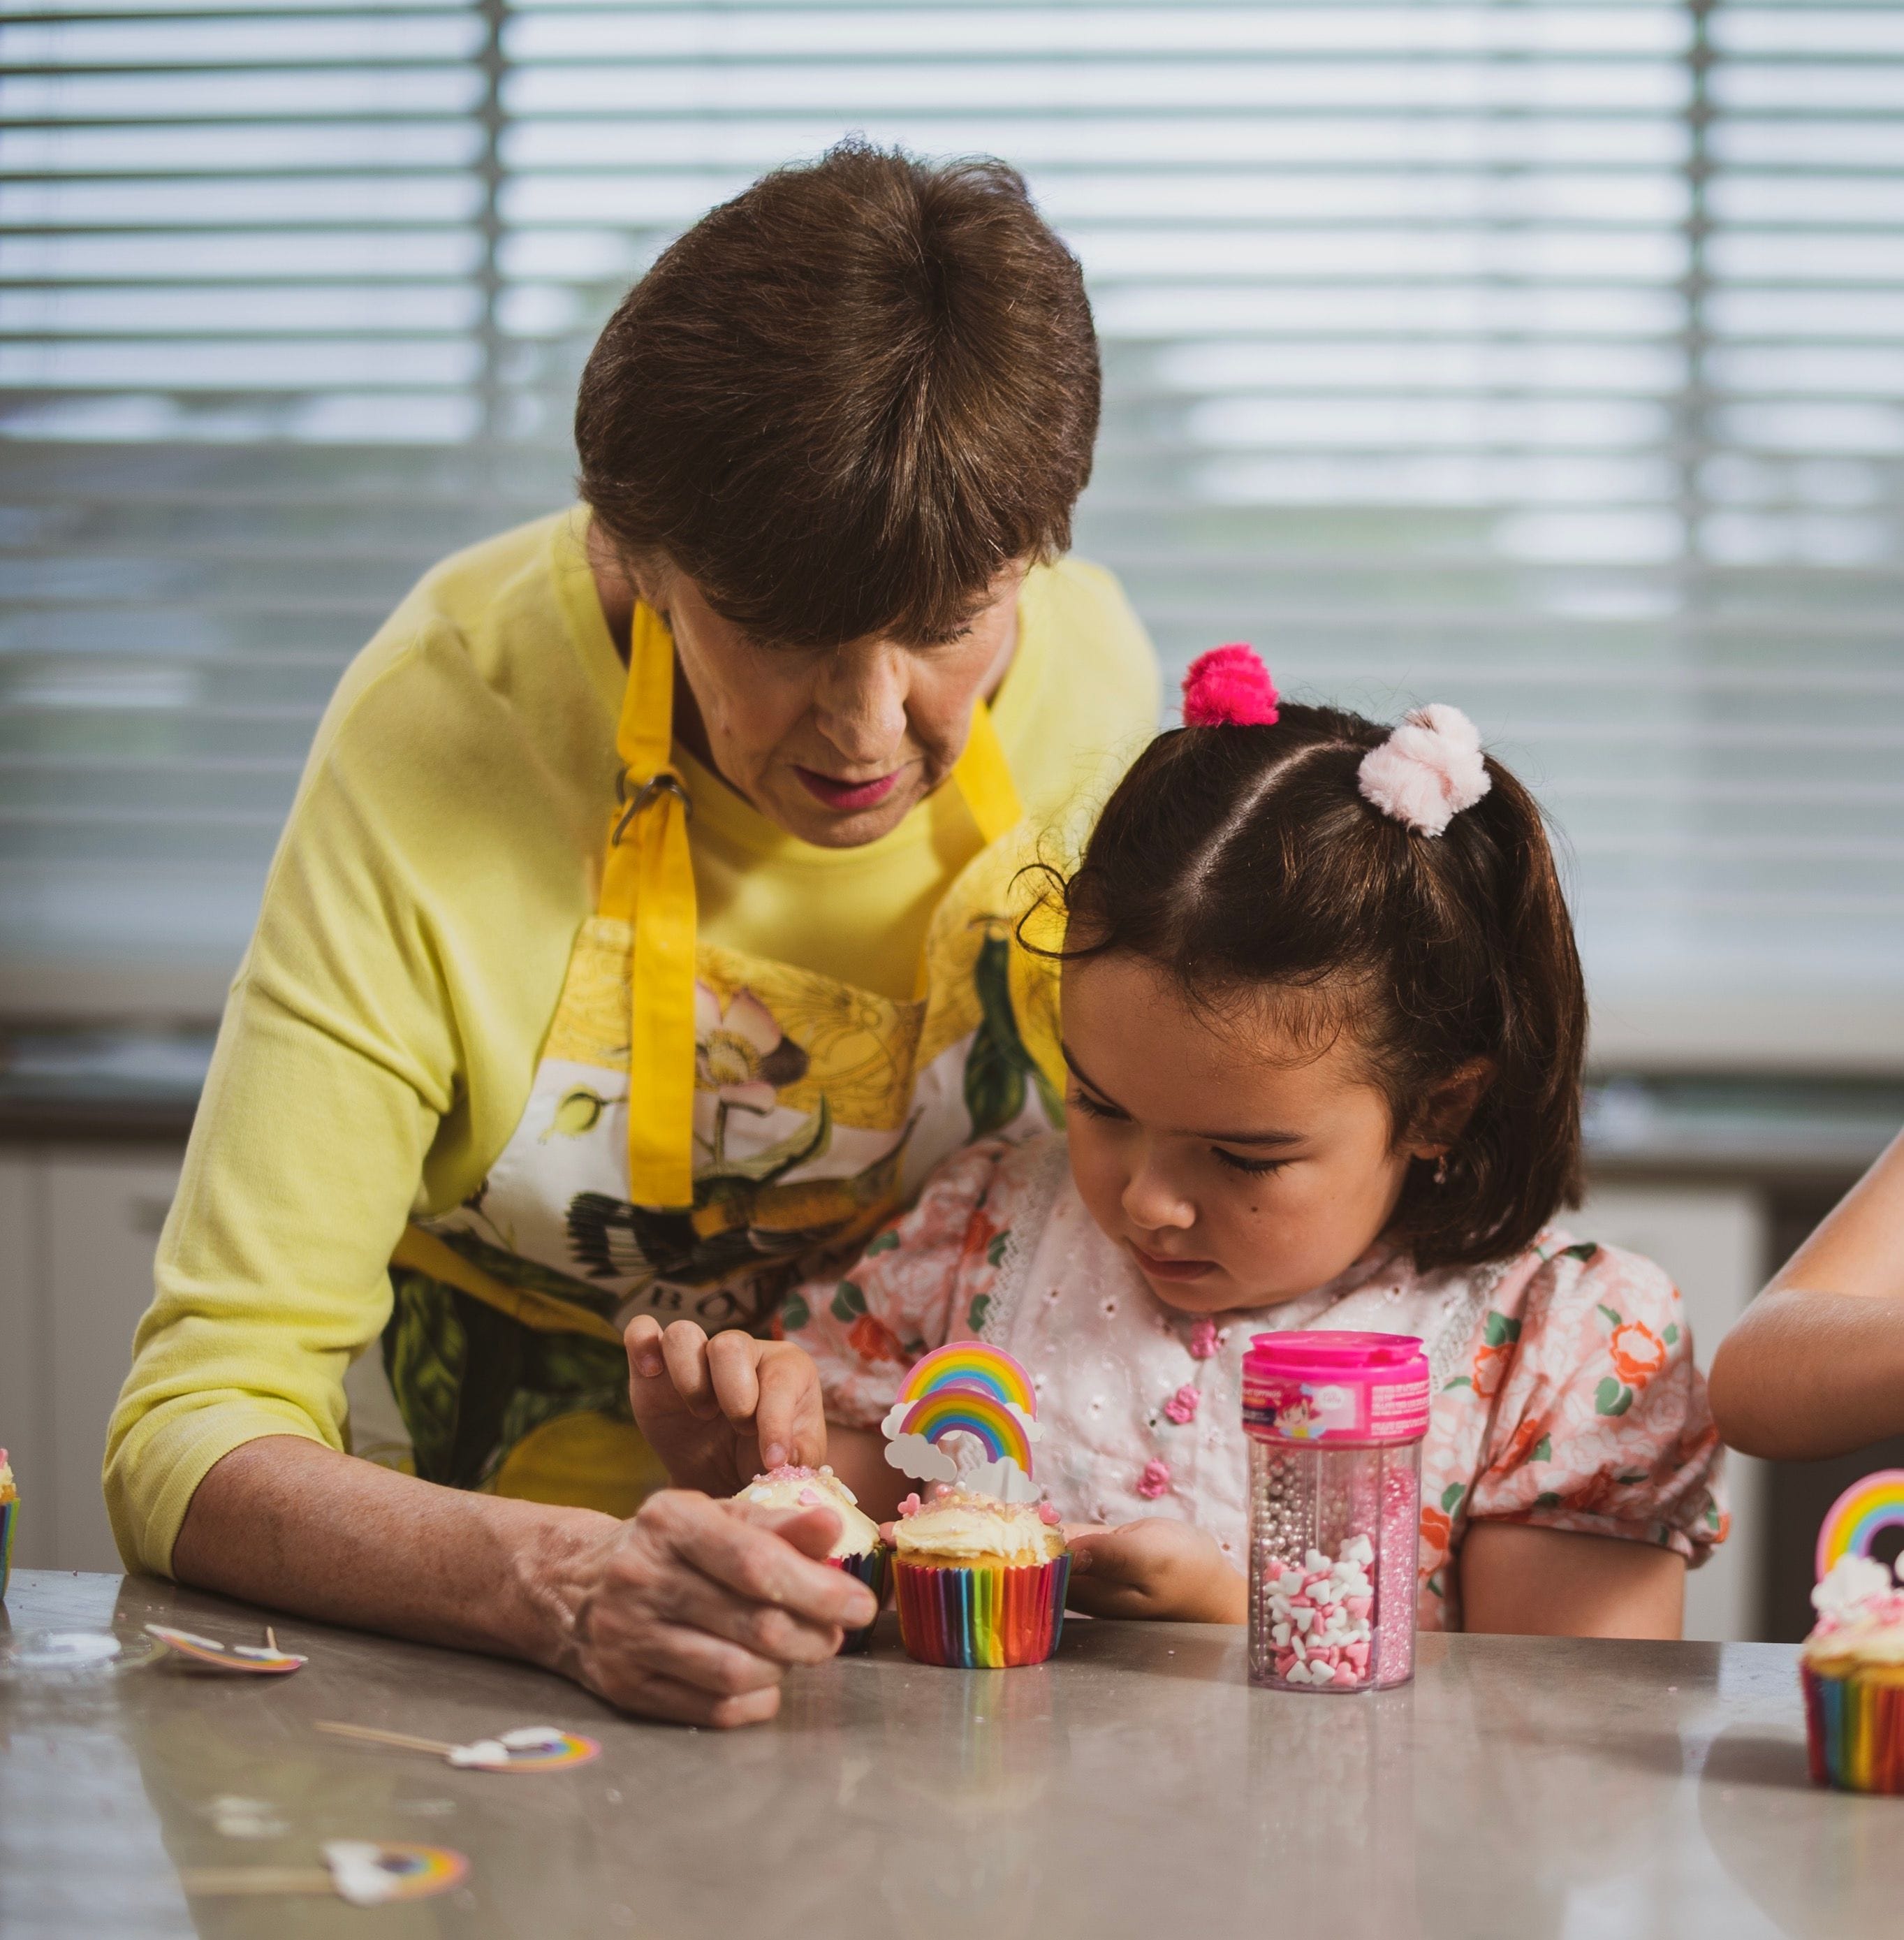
[1060,954,1451,1316]
[642,562,1026,849]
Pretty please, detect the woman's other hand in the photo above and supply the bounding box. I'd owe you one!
[171,1437,876,1733]
[626,1316,827,1494]
[1063,1517,1247,1624]
[558,1489,877,1725]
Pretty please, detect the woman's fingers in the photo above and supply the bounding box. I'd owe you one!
[659,1320,720,1419]
[650,1558,845,1665]
[605,1668,783,1731]
[652,1494,872,1629]
[752,1344,827,1471]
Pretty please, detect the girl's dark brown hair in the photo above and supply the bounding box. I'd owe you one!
[1036,704,1586,1271]
[575,141,1099,650]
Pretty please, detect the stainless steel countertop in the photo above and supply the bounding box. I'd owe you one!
[0,1570,1876,1939]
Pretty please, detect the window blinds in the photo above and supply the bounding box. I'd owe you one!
[3,1,1901,1062]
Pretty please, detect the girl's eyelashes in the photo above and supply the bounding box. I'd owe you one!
[1066,1086,1126,1123]
[1212,1147,1289,1176]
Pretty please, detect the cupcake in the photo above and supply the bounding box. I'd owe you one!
[891,1489,1069,1669]
[1801,1554,1904,1792]
[0,1450,15,1603]
[737,1465,886,1652]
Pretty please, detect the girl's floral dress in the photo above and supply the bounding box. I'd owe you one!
[782,1134,1726,1630]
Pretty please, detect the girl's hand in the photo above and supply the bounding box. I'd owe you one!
[1064,1517,1247,1624]
[626,1317,827,1496]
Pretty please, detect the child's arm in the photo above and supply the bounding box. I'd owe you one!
[1066,1519,1247,1624]
[1444,1241,1723,1640]
[819,1423,909,1524]
[1708,1128,1904,1459]
[1460,1524,1685,1638]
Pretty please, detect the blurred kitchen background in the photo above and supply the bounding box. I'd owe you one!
[1,0,1900,1638]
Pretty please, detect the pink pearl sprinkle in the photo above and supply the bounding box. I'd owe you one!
[1164,1384,1201,1424]
[1137,1459,1173,1500]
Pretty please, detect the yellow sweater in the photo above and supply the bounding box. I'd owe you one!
[105,509,1158,1573]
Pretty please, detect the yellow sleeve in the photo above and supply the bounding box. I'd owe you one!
[105,582,603,1573]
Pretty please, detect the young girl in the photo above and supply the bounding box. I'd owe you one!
[629,648,1726,1637]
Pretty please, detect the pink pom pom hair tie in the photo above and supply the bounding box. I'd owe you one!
[1182,643,1279,727]
[1356,703,1491,837]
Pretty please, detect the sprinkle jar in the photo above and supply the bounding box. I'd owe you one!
[1243,1332,1429,1693]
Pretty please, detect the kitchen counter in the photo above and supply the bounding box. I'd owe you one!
[0,1570,1874,1939]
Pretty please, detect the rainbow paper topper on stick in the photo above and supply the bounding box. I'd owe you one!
[900,1390,1034,1474]
[1816,1469,1904,1582]
[895,1342,1038,1413]
[882,1342,1043,1501]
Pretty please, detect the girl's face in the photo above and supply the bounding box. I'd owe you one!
[1060,954,1453,1315]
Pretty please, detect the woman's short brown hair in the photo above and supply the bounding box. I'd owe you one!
[1033,703,1588,1273]
[575,141,1099,649]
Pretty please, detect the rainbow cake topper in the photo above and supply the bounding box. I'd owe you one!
[900,1391,1034,1473]
[883,1342,1043,1502]
[1815,1469,1904,1582]
[895,1343,1037,1413]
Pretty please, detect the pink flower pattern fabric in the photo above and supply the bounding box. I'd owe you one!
[780,1135,1726,1631]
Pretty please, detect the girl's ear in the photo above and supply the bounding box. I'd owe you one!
[1406,1058,1496,1158]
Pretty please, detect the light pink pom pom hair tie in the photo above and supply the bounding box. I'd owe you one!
[1182,643,1279,727]
[1356,703,1491,837]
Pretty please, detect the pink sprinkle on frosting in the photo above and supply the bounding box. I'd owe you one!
[1037,1501,1062,1526]
[898,1493,923,1519]
[1182,644,1279,729]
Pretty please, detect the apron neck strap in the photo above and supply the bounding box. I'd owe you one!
[605,604,1024,1211]
[604,603,697,1209]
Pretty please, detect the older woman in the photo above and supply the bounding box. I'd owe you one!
[106,145,1157,1725]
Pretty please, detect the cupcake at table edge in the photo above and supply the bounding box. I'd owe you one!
[1801,1554,1904,1793]
[736,1465,886,1652]
[891,1489,1070,1670]
[0,1449,15,1602]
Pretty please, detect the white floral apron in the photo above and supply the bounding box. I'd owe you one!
[351,603,1067,1515]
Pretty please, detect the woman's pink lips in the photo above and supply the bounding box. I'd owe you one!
[794,766,902,812]
[1130,1244,1217,1283]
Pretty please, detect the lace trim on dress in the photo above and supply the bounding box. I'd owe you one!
[976,1135,1071,1348]
[1423,1264,1506,1398]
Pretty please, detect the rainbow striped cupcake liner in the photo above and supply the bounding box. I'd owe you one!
[0,1499,13,1603]
[829,1547,888,1654]
[893,1554,1070,1669]
[1803,1663,1904,1793]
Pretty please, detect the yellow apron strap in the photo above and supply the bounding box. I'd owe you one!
[391,1225,627,1348]
[909,699,1025,1001]
[951,698,1023,847]
[603,602,698,1211]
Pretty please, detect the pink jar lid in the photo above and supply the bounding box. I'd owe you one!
[1243,1329,1431,1445]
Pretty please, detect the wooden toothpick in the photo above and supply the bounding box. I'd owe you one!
[179,1867,333,1897]
[315,1721,462,1758]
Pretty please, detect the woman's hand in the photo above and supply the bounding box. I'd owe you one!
[626,1316,826,1495]
[1064,1517,1247,1624]
[557,1489,878,1725]
[170,1436,877,1733]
